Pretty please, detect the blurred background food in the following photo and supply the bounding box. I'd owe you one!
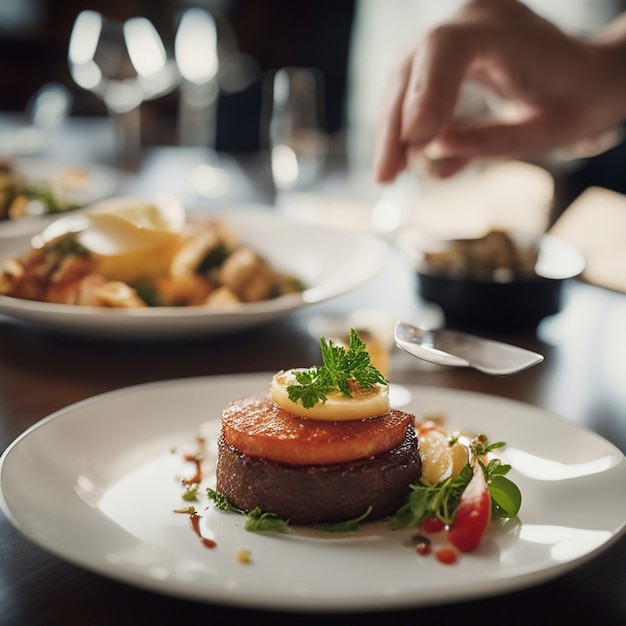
[420,229,540,280]
[0,158,84,220]
[0,197,305,307]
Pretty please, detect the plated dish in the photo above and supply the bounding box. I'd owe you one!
[1,373,624,611]
[0,208,388,339]
[1,197,306,308]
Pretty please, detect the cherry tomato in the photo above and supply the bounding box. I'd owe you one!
[448,461,491,552]
[420,516,445,533]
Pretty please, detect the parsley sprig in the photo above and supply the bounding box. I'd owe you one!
[206,488,289,533]
[286,329,388,409]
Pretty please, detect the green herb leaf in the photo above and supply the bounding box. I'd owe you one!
[51,233,88,257]
[314,506,373,533]
[206,487,244,513]
[390,464,473,530]
[244,508,289,533]
[206,489,289,532]
[470,434,506,458]
[390,435,523,531]
[135,282,159,307]
[286,329,388,409]
[182,484,200,501]
[481,456,522,518]
[488,474,522,518]
[390,485,433,530]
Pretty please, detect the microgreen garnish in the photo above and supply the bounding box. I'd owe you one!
[182,484,200,501]
[390,465,473,530]
[207,487,244,513]
[470,433,506,457]
[314,506,373,533]
[485,460,522,518]
[244,508,289,533]
[207,488,289,533]
[469,434,521,518]
[390,436,521,530]
[286,329,388,409]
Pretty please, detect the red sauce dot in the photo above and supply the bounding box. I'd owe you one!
[416,543,431,555]
[435,548,458,564]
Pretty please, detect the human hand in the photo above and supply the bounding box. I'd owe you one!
[374,0,626,184]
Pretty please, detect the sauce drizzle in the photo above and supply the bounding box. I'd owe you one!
[181,453,203,485]
[189,513,217,549]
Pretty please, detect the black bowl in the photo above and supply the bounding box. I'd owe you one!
[397,229,586,331]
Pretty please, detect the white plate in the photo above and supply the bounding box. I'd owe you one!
[0,209,388,339]
[0,157,123,239]
[1,374,624,611]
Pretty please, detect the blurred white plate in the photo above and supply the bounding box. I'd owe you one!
[1,374,624,611]
[0,157,123,239]
[0,208,388,339]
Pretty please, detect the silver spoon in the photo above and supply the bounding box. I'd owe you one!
[394,320,544,376]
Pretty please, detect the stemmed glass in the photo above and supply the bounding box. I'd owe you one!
[173,5,260,200]
[68,10,179,170]
[174,6,219,149]
[173,6,229,199]
[265,67,328,204]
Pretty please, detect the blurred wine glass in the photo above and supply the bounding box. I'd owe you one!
[173,5,260,200]
[68,10,179,170]
[266,67,328,203]
[174,6,219,149]
[173,5,228,199]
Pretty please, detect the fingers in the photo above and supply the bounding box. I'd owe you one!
[425,156,472,179]
[407,145,472,179]
[374,24,475,184]
[373,47,413,183]
[400,26,471,146]
[429,117,557,159]
[373,112,408,184]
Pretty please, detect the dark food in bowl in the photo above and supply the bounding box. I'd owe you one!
[402,228,585,331]
[423,229,539,280]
